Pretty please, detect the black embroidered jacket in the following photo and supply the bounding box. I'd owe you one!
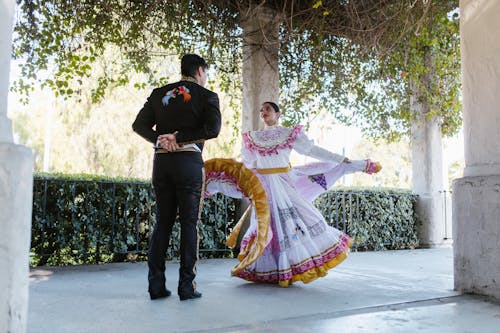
[132,80,221,151]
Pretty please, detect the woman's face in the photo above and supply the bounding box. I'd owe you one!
[259,103,280,126]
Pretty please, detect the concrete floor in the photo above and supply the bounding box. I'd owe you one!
[28,248,500,333]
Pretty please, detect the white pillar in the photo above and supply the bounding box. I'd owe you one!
[0,1,34,332]
[453,0,500,300]
[0,0,14,142]
[411,80,446,247]
[240,4,280,132]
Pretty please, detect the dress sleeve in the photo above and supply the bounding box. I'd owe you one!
[292,127,345,163]
[241,137,257,168]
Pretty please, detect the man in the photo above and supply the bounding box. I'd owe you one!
[132,54,221,301]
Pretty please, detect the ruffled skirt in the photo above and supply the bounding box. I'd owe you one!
[205,158,368,287]
[234,169,353,287]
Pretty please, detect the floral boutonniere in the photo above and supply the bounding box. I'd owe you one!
[162,85,191,106]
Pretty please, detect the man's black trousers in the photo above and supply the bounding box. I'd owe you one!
[148,152,204,296]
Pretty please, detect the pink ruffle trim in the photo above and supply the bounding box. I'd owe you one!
[235,233,351,283]
[204,171,242,198]
[243,125,304,156]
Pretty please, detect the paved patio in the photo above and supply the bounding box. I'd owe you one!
[28,248,500,332]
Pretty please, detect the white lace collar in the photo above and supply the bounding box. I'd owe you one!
[263,124,279,130]
[247,126,292,148]
[243,125,304,155]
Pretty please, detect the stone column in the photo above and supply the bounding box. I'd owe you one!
[238,5,280,236]
[240,4,280,132]
[0,0,34,332]
[453,0,500,300]
[0,0,14,142]
[410,76,447,247]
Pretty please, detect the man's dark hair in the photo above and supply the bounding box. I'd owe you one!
[181,54,208,78]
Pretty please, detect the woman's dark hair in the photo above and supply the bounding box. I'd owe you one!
[263,101,280,113]
[181,54,208,78]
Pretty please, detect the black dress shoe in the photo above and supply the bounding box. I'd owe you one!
[179,290,202,301]
[149,289,172,300]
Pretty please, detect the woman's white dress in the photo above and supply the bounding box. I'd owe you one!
[206,125,369,287]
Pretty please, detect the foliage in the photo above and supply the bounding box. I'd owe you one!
[30,174,418,266]
[12,1,241,103]
[280,6,461,140]
[12,0,460,140]
[316,188,419,251]
[30,173,239,266]
[10,76,157,177]
[9,51,241,177]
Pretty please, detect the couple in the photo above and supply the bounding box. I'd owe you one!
[132,54,381,301]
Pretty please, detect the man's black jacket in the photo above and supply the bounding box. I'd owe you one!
[132,80,221,151]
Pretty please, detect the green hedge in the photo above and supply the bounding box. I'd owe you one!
[31,173,238,266]
[316,187,419,250]
[31,174,419,266]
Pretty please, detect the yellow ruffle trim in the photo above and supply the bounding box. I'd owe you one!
[204,158,270,275]
[226,203,252,249]
[278,238,353,288]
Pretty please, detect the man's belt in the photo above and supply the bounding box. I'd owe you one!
[256,164,291,174]
[155,147,200,154]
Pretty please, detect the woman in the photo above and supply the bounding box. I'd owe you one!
[205,102,381,287]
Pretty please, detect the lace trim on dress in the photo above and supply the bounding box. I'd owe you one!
[243,125,303,156]
[205,171,242,197]
[236,233,351,286]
